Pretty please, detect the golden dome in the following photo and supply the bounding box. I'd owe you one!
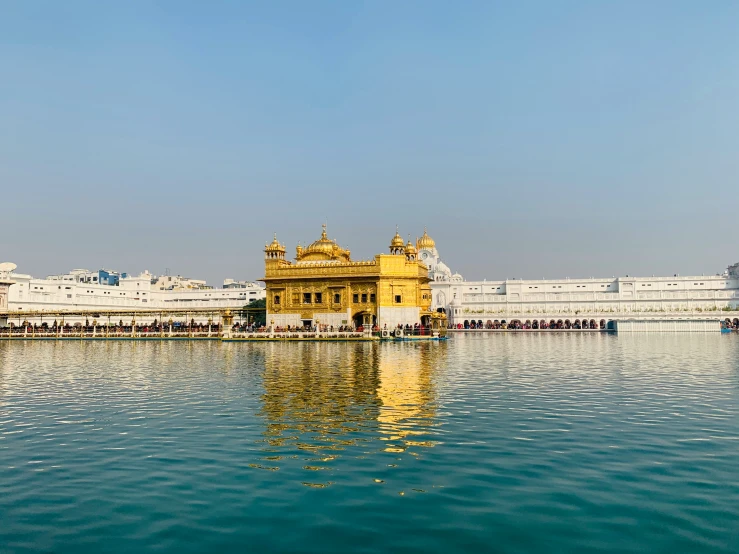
[417,228,435,250]
[390,229,405,249]
[405,239,417,254]
[297,225,351,262]
[265,233,285,252]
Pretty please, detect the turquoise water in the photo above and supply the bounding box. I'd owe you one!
[1,335,739,553]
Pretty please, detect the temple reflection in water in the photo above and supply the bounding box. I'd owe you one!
[257,342,446,466]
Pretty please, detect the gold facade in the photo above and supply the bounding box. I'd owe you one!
[262,226,432,328]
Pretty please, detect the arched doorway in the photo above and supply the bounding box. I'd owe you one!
[353,312,376,330]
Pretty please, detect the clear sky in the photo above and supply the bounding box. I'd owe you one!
[1,1,737,284]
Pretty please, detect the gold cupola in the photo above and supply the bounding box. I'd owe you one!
[405,238,417,261]
[265,234,286,260]
[389,227,405,255]
[296,224,351,262]
[417,228,435,251]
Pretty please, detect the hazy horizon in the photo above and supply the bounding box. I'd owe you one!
[2,1,737,285]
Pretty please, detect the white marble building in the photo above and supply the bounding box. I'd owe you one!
[417,232,739,324]
[4,267,265,315]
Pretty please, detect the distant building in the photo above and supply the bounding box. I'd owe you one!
[4,266,264,315]
[151,274,209,290]
[420,228,739,325]
[223,279,257,289]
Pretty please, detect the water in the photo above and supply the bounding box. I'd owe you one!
[1,334,739,553]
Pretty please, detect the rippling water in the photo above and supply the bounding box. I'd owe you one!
[2,335,739,553]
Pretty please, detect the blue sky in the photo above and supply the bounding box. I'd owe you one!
[1,1,737,284]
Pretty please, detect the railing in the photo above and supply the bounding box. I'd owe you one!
[228,331,369,340]
[0,327,221,338]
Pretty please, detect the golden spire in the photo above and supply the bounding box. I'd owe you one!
[265,233,285,254]
[405,236,417,254]
[390,226,405,250]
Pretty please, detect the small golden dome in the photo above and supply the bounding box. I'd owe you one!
[417,228,435,250]
[405,239,417,254]
[390,229,405,249]
[265,233,285,252]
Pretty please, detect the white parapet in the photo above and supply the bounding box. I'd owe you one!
[614,319,722,333]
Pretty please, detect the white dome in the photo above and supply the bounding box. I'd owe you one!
[435,261,451,276]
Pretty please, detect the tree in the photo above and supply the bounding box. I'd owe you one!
[242,298,266,326]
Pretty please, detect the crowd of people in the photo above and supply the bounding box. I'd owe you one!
[452,318,608,330]
[722,318,739,330]
[232,322,433,335]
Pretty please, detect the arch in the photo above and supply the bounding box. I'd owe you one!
[557,319,564,329]
[463,320,470,329]
[532,320,539,329]
[589,319,597,329]
[436,291,446,306]
[733,318,739,328]
[564,319,571,329]
[352,311,375,330]
[600,319,606,329]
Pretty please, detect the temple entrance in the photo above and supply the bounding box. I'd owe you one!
[352,312,376,330]
[301,319,312,329]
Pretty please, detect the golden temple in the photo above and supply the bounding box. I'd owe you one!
[262,225,434,330]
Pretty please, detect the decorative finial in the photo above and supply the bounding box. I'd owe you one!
[321,223,327,239]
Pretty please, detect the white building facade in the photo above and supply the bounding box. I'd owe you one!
[417,232,739,325]
[5,268,265,314]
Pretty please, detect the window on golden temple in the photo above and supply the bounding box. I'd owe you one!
[274,295,281,305]
[370,293,376,303]
[333,293,341,303]
[395,295,402,304]
[353,293,359,303]
[303,293,312,304]
[314,293,322,304]
[361,293,367,303]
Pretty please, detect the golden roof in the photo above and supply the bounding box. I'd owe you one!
[417,228,435,250]
[297,225,351,262]
[405,239,417,254]
[265,233,285,252]
[390,228,405,249]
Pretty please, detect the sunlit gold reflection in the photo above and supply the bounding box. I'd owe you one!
[259,343,381,461]
[257,342,446,477]
[376,343,443,452]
